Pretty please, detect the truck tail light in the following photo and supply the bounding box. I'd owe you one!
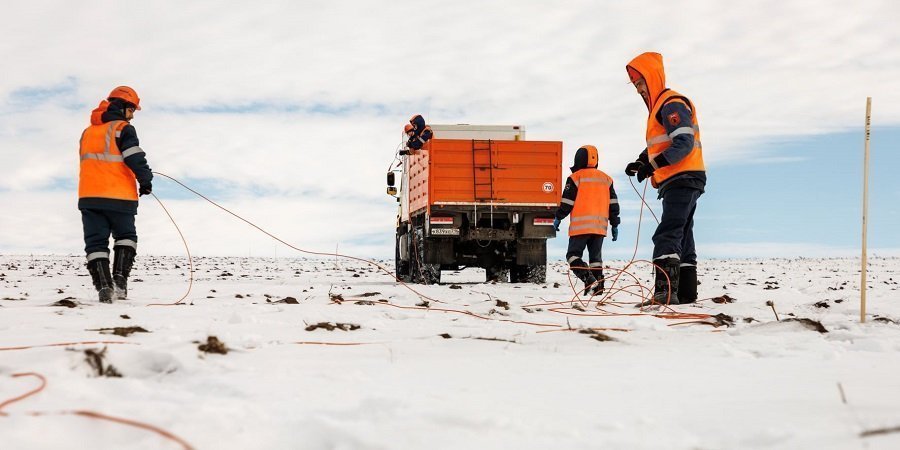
[430,216,454,225]
[533,218,554,226]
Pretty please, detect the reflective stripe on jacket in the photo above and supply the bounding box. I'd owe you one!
[78,120,138,201]
[568,168,612,236]
[645,89,705,188]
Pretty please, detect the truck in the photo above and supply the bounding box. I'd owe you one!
[387,124,562,284]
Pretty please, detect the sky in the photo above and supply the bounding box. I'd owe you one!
[0,0,898,259]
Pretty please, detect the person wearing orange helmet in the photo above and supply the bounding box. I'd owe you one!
[623,52,706,306]
[78,86,153,303]
[554,145,620,297]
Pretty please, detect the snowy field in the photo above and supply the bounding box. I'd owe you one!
[1,254,899,449]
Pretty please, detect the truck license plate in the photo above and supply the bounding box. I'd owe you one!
[430,228,460,236]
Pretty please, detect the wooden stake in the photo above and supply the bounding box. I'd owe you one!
[861,97,872,323]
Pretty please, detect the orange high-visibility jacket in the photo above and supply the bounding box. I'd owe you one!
[568,168,613,236]
[78,119,138,202]
[627,52,705,189]
[646,89,704,188]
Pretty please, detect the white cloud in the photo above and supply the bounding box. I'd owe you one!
[1,0,898,257]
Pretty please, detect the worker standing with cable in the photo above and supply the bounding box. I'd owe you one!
[554,145,620,296]
[78,86,153,303]
[623,52,706,306]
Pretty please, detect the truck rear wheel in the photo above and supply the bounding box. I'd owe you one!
[485,266,509,283]
[411,228,441,285]
[511,264,546,284]
[395,233,411,282]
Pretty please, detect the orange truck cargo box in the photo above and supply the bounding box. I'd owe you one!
[389,124,563,284]
[407,138,562,216]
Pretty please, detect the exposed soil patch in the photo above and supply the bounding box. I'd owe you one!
[51,298,78,308]
[83,347,122,377]
[305,322,361,332]
[579,329,615,342]
[861,425,900,438]
[711,294,736,304]
[89,326,149,337]
[711,313,735,327]
[783,318,828,333]
[271,297,299,304]
[198,336,228,354]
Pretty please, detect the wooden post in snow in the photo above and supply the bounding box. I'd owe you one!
[861,97,872,323]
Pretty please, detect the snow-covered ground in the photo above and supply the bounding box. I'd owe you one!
[1,254,899,449]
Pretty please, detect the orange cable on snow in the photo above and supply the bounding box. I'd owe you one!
[0,372,194,449]
[372,300,561,328]
[146,192,194,306]
[151,172,714,326]
[0,373,46,415]
[151,171,452,306]
[65,410,194,450]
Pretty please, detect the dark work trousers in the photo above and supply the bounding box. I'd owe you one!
[651,186,702,264]
[566,233,605,273]
[81,208,137,255]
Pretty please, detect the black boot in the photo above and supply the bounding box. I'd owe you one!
[590,269,605,296]
[87,258,114,303]
[652,257,680,305]
[570,259,597,296]
[678,265,698,304]
[113,245,136,300]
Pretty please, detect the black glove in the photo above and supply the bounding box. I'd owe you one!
[625,161,643,177]
[420,128,433,141]
[139,182,152,196]
[407,137,423,150]
[636,163,654,183]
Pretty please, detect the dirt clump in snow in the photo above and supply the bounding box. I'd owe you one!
[270,297,299,304]
[579,329,615,342]
[51,298,79,308]
[82,347,122,377]
[305,322,361,332]
[198,336,229,354]
[711,294,736,304]
[783,318,828,333]
[89,326,149,337]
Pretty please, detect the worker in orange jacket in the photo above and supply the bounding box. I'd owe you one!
[554,145,620,296]
[78,86,152,303]
[624,52,706,305]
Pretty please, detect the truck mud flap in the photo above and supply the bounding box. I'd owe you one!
[515,239,546,266]
[424,238,455,265]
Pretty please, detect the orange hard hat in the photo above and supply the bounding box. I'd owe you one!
[108,86,141,110]
[404,124,415,136]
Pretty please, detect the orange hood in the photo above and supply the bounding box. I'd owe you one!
[90,100,110,125]
[626,52,666,111]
